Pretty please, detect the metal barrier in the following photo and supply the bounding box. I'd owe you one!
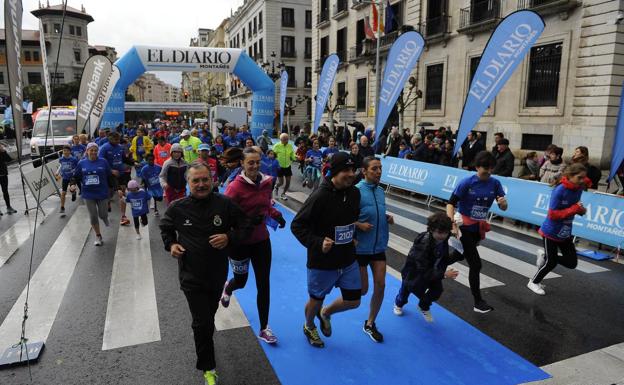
[18,151,62,219]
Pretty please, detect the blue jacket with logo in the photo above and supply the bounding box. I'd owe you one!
[539,179,584,241]
[355,180,389,255]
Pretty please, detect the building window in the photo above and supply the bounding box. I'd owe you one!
[54,23,61,33]
[425,63,444,110]
[282,8,295,28]
[74,49,81,63]
[253,17,257,34]
[242,28,246,44]
[305,67,312,88]
[51,72,64,81]
[469,56,481,83]
[526,42,562,107]
[76,26,82,36]
[259,12,263,31]
[357,78,367,112]
[253,42,258,59]
[248,46,252,57]
[521,134,553,151]
[337,82,346,103]
[69,25,75,35]
[33,51,40,61]
[42,24,47,33]
[74,72,81,81]
[24,51,31,62]
[356,19,365,56]
[259,38,264,60]
[386,0,404,33]
[305,37,312,59]
[28,72,41,85]
[281,36,296,57]
[305,10,312,29]
[336,27,347,62]
[248,21,252,38]
[285,66,296,87]
[320,36,329,58]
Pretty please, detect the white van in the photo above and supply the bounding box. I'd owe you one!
[30,107,78,166]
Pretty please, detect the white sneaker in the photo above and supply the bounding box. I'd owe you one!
[280,194,288,200]
[136,234,142,240]
[420,309,434,323]
[94,235,103,246]
[536,249,545,268]
[393,304,403,316]
[527,280,546,295]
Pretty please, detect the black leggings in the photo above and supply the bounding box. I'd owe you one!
[532,237,577,284]
[133,214,148,230]
[460,228,483,303]
[183,288,221,371]
[0,175,10,208]
[225,238,272,330]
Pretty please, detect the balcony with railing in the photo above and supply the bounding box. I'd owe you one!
[287,80,298,88]
[420,16,452,43]
[336,49,348,67]
[281,49,297,59]
[351,0,368,10]
[332,0,349,20]
[458,0,501,34]
[317,9,330,28]
[348,43,372,62]
[361,26,412,57]
[517,0,580,17]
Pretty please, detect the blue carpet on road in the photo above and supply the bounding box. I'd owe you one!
[233,204,550,385]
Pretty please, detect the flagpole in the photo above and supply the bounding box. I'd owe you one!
[374,0,382,138]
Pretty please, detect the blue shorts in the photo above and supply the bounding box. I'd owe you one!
[307,261,362,301]
[147,187,163,200]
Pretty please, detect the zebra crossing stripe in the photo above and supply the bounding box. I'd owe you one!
[102,222,161,350]
[0,205,91,349]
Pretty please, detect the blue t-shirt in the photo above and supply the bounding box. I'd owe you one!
[260,155,279,177]
[214,144,224,154]
[223,135,242,149]
[306,149,323,168]
[236,131,252,143]
[95,137,108,146]
[200,134,212,144]
[127,128,137,138]
[74,158,112,200]
[70,144,86,160]
[126,190,150,217]
[452,174,505,225]
[322,147,339,159]
[398,149,410,159]
[135,136,145,155]
[59,155,78,180]
[540,184,583,241]
[98,142,125,172]
[141,164,163,191]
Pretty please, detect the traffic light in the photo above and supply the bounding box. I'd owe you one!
[183,91,189,100]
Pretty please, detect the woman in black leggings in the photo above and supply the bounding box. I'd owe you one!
[222,147,286,344]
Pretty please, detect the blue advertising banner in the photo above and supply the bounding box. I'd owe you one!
[608,81,624,181]
[380,156,624,248]
[313,54,339,134]
[279,71,288,133]
[453,11,544,156]
[374,31,424,144]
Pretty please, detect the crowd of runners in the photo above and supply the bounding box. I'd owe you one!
[45,120,590,385]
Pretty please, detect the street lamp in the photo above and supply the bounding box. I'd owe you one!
[210,85,225,106]
[261,51,285,81]
[284,94,310,135]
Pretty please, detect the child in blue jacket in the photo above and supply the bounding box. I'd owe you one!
[126,179,151,240]
[528,163,590,295]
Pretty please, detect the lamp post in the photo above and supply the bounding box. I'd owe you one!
[284,94,310,136]
[261,51,285,81]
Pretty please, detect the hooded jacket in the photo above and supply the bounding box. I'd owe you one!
[160,193,252,291]
[224,172,282,244]
[355,180,389,255]
[291,178,360,270]
[159,155,188,191]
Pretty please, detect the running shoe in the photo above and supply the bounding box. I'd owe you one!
[363,321,383,343]
[393,304,403,316]
[94,235,103,246]
[316,309,332,337]
[120,216,130,226]
[220,281,230,308]
[107,202,112,212]
[420,309,434,323]
[527,280,546,295]
[473,300,494,313]
[303,325,324,348]
[60,207,66,217]
[136,234,142,240]
[536,249,545,268]
[153,210,160,217]
[258,327,278,344]
[302,180,308,188]
[280,193,288,201]
[5,207,17,214]
[71,191,77,202]
[203,369,218,385]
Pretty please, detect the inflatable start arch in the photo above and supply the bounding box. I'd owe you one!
[100,46,275,139]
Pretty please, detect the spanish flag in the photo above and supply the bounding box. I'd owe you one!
[372,3,384,33]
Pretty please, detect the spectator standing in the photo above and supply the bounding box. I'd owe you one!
[461,131,484,171]
[540,147,565,184]
[571,146,601,189]
[492,138,515,177]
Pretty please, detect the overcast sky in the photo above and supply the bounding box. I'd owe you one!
[2,0,244,86]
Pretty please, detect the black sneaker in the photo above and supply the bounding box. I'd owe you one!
[71,191,77,202]
[473,300,494,314]
[316,310,332,337]
[60,207,66,217]
[363,321,383,343]
[5,207,17,214]
[303,325,324,348]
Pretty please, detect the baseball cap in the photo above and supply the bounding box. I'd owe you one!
[170,143,183,153]
[499,138,510,145]
[199,144,210,151]
[127,180,139,190]
[329,152,356,176]
[181,129,190,137]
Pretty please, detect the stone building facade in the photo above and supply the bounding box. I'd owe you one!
[128,73,180,103]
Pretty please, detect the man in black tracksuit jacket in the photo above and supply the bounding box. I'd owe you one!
[160,162,251,379]
[291,152,361,348]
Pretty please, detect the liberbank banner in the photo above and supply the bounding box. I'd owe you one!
[100,46,273,139]
[453,11,544,155]
[381,156,624,248]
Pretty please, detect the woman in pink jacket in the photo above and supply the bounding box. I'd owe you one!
[221,147,286,344]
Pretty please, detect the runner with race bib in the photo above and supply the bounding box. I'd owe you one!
[446,151,508,314]
[140,153,164,216]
